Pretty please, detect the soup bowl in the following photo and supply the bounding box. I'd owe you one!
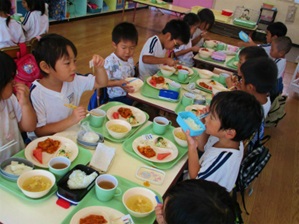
[106,119,132,139]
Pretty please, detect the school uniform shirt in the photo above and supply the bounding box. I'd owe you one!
[191,28,204,47]
[0,95,25,163]
[22,11,49,41]
[274,58,286,79]
[104,53,135,99]
[259,43,271,57]
[197,136,244,192]
[174,39,194,67]
[28,74,95,139]
[0,17,25,48]
[262,96,271,118]
[138,35,166,81]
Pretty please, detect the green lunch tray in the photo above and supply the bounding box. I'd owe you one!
[122,124,188,170]
[226,57,239,70]
[61,175,162,224]
[81,102,149,143]
[156,68,199,84]
[174,97,211,115]
[196,55,226,64]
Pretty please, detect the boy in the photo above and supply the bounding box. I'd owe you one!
[29,34,108,138]
[173,13,200,67]
[238,22,287,56]
[185,91,263,192]
[155,179,236,224]
[104,22,138,105]
[269,36,292,101]
[138,19,190,80]
[191,8,215,47]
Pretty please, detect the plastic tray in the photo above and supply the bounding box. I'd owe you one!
[81,102,149,143]
[122,124,188,170]
[226,56,239,70]
[61,175,162,224]
[156,68,199,84]
[176,111,206,136]
[233,18,256,29]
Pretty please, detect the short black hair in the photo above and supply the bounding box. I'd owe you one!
[241,57,278,94]
[210,90,263,141]
[32,33,77,77]
[239,46,268,60]
[0,52,16,99]
[267,22,287,37]
[0,0,12,26]
[162,19,190,44]
[164,179,236,224]
[197,8,215,30]
[272,36,292,55]
[183,12,200,27]
[24,0,46,15]
[112,22,138,45]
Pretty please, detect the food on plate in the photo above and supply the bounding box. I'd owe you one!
[137,145,156,158]
[56,149,72,158]
[118,107,133,119]
[126,194,154,213]
[37,138,61,154]
[176,65,189,72]
[108,123,129,133]
[191,108,204,116]
[22,175,52,192]
[199,82,212,90]
[154,137,168,148]
[143,181,150,187]
[174,131,187,141]
[157,152,171,160]
[33,148,43,163]
[82,131,100,143]
[211,52,226,62]
[79,214,107,224]
[4,161,33,175]
[112,112,119,119]
[184,117,202,130]
[149,76,165,87]
[67,170,98,189]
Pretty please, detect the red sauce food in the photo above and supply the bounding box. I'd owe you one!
[79,214,107,224]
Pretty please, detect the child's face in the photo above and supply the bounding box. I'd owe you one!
[270,42,282,58]
[190,24,199,36]
[1,81,14,100]
[198,22,210,32]
[113,40,136,62]
[21,0,29,11]
[165,38,183,51]
[204,111,222,136]
[266,30,273,43]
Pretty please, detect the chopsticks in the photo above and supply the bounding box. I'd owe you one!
[122,78,138,86]
[0,140,17,152]
[64,104,97,116]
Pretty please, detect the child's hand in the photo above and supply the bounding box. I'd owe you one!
[155,204,166,224]
[14,82,30,107]
[70,106,87,123]
[165,58,178,67]
[191,45,200,52]
[185,129,199,151]
[91,55,105,68]
[226,75,238,89]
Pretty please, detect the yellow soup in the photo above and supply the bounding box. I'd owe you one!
[109,124,128,133]
[22,175,51,192]
[175,131,187,140]
[126,195,153,213]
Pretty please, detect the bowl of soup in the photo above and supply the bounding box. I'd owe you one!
[160,65,176,77]
[17,169,55,198]
[106,119,132,139]
[173,127,188,147]
[122,187,157,218]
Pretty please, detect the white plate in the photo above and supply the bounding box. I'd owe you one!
[185,105,206,116]
[70,206,125,224]
[175,65,194,76]
[146,76,171,90]
[193,68,215,79]
[106,105,146,127]
[24,136,78,168]
[196,78,227,91]
[132,135,178,163]
[125,77,144,92]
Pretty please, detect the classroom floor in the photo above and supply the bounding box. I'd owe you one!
[49,8,299,224]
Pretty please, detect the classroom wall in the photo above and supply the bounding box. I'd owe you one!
[214,1,299,44]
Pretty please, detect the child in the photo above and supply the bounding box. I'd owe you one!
[191,8,215,47]
[269,36,292,101]
[155,179,236,224]
[0,52,36,163]
[173,13,200,67]
[104,22,138,105]
[0,0,25,48]
[138,19,190,80]
[29,33,108,138]
[185,90,263,192]
[22,0,49,41]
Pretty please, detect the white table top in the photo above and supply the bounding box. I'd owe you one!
[0,122,188,224]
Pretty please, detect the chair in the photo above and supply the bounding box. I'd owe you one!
[289,62,299,94]
[0,43,31,59]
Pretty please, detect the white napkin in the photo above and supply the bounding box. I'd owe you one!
[90,143,115,173]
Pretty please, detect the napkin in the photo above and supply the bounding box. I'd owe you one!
[90,143,115,173]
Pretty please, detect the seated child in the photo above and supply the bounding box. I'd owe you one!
[104,22,138,105]
[191,8,215,47]
[269,36,292,101]
[22,0,49,41]
[155,179,236,224]
[185,90,263,192]
[0,0,25,48]
[173,13,200,67]
[29,33,108,138]
[0,51,36,162]
[238,22,287,56]
[138,19,190,80]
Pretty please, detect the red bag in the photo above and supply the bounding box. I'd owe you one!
[14,43,42,88]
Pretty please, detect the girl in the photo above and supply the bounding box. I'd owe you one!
[0,0,25,48]
[0,52,36,163]
[22,0,49,41]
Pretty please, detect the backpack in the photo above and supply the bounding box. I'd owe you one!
[14,43,41,88]
[265,95,287,127]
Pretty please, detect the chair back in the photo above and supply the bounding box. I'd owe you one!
[0,44,31,59]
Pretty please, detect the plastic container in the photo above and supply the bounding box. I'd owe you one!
[221,9,233,16]
[176,112,206,136]
[158,89,179,101]
[0,158,34,182]
[136,166,165,185]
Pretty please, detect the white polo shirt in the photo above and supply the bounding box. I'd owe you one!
[0,17,25,48]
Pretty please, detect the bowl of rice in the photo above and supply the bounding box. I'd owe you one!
[176,112,206,136]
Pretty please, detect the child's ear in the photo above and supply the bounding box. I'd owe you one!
[112,42,117,49]
[226,129,236,139]
[39,61,50,74]
[165,32,172,41]
[247,83,256,93]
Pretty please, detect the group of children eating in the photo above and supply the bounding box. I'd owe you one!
[0,4,293,223]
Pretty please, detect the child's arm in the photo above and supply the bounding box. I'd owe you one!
[91,55,108,89]
[142,55,177,67]
[107,80,134,93]
[34,106,86,137]
[174,45,200,57]
[186,130,201,179]
[191,31,207,46]
[237,36,257,47]
[15,83,37,132]
[155,203,166,224]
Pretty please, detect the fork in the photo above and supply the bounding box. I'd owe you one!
[0,140,18,152]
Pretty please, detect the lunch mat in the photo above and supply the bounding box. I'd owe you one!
[226,56,238,70]
[122,124,188,170]
[81,102,149,143]
[61,175,162,224]
[156,68,199,84]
